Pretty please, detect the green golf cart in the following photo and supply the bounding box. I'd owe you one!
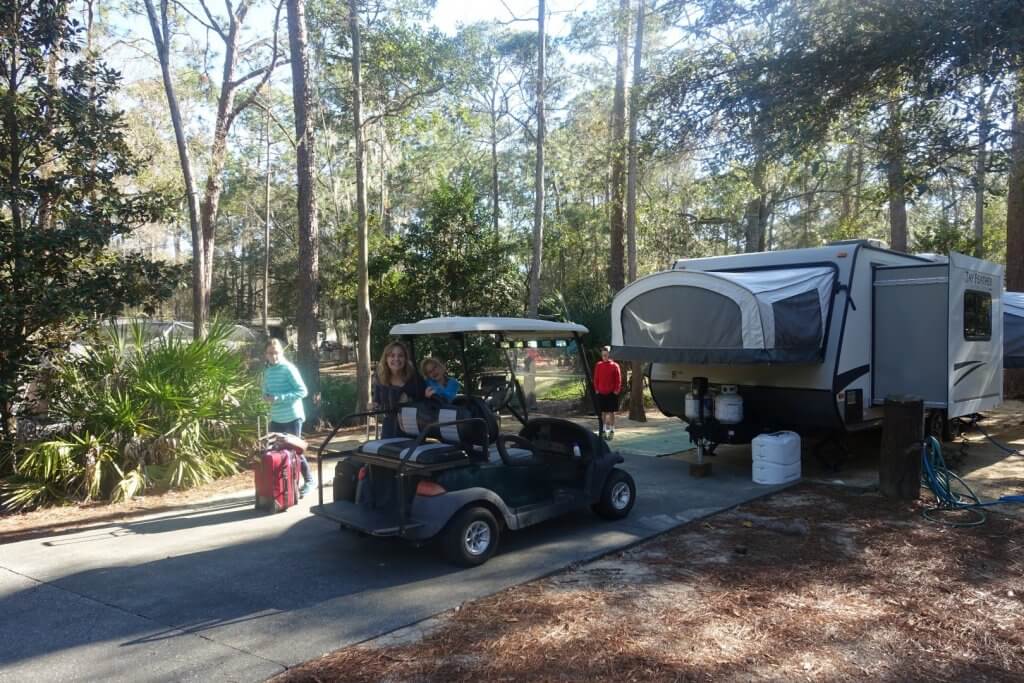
[311,317,636,566]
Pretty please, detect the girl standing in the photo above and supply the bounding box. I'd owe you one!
[262,339,314,496]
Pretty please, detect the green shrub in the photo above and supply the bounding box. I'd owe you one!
[321,376,358,426]
[0,321,262,511]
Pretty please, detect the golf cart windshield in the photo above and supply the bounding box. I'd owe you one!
[388,317,592,426]
[390,317,588,339]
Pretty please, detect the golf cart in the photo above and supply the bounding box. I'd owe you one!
[312,317,636,566]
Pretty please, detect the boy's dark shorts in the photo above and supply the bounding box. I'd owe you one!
[596,392,618,412]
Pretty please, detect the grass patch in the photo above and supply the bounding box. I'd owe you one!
[536,377,585,401]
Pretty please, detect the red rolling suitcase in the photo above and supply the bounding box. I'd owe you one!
[254,418,301,513]
[254,448,299,512]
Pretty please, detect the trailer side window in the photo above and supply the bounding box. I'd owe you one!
[964,290,992,341]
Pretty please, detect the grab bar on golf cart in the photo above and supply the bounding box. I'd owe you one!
[316,409,396,507]
[396,416,488,537]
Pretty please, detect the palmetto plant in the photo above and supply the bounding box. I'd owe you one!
[0,321,262,511]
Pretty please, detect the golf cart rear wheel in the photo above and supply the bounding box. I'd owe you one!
[441,506,500,567]
[594,469,636,520]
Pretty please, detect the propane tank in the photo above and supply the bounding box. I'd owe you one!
[684,392,702,422]
[684,377,713,423]
[714,384,744,424]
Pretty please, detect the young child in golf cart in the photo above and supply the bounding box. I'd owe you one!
[421,356,461,403]
[372,340,425,437]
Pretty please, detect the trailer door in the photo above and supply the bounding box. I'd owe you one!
[947,253,1003,417]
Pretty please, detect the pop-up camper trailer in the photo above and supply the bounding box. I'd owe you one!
[611,242,1004,448]
[1005,292,1024,369]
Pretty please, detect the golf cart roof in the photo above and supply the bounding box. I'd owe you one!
[389,317,588,339]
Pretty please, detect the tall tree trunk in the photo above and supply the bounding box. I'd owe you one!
[37,3,67,233]
[1008,74,1024,292]
[199,3,252,326]
[626,0,646,423]
[840,138,854,227]
[744,155,767,253]
[973,83,990,259]
[263,98,272,337]
[885,99,908,252]
[607,0,629,294]
[491,109,500,232]
[287,0,320,423]
[854,135,865,222]
[379,125,392,236]
[143,0,204,336]
[316,86,349,258]
[350,0,372,411]
[527,0,546,316]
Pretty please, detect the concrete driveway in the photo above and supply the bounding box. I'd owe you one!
[0,449,784,682]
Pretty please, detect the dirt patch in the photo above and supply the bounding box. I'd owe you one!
[0,424,368,544]
[275,484,1024,683]
[0,471,255,544]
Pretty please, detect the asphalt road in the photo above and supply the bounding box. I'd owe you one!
[0,453,785,682]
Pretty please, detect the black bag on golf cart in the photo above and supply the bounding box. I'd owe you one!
[333,456,361,503]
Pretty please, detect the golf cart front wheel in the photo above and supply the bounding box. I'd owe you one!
[594,469,636,520]
[441,506,500,567]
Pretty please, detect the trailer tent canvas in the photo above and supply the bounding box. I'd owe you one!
[1006,292,1024,369]
[611,242,1004,441]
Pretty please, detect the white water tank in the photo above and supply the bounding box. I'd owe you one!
[751,431,801,485]
[714,385,744,424]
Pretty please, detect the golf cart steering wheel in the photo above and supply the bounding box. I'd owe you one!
[482,380,515,412]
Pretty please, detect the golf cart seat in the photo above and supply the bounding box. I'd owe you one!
[451,395,534,464]
[452,396,499,442]
[359,402,461,464]
[358,403,435,456]
[519,417,605,461]
[358,401,492,465]
[435,404,538,464]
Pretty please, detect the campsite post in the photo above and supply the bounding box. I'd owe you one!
[880,395,924,500]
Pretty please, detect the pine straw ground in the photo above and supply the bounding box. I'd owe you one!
[277,485,1024,683]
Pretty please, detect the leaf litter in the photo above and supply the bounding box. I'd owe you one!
[276,484,1024,682]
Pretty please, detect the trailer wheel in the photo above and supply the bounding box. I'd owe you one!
[441,506,500,567]
[926,410,951,443]
[594,469,636,520]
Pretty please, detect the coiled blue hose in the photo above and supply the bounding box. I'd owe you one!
[921,436,1024,526]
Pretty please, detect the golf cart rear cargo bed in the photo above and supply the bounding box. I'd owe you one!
[348,451,471,472]
[311,501,425,537]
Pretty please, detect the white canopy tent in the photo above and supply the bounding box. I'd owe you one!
[611,266,837,364]
[109,319,258,348]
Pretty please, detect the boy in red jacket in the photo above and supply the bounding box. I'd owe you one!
[593,345,622,440]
